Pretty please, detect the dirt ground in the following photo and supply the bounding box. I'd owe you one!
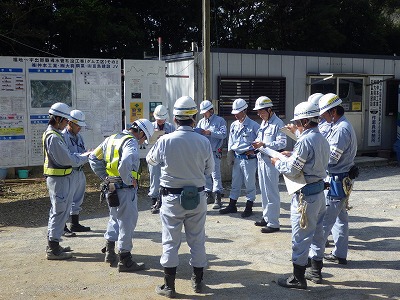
[0,163,399,300]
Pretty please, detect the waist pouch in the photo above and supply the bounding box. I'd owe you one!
[327,174,347,199]
[298,180,325,196]
[179,186,200,210]
[107,190,120,207]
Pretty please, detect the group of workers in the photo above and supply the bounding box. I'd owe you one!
[42,91,357,297]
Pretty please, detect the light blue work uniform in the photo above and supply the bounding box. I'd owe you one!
[322,115,357,259]
[275,127,329,266]
[44,125,89,243]
[256,114,286,228]
[147,122,175,199]
[318,119,331,138]
[196,113,227,194]
[228,116,260,201]
[89,129,141,254]
[146,126,214,268]
[62,128,87,215]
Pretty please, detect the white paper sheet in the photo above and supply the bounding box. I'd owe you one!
[283,173,307,195]
[148,130,165,144]
[263,147,306,194]
[280,127,298,141]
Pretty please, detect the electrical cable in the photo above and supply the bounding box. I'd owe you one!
[0,33,62,57]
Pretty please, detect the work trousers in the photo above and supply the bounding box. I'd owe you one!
[104,187,138,253]
[291,191,326,266]
[159,191,207,268]
[229,157,257,201]
[47,175,73,242]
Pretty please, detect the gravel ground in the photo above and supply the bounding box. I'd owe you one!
[0,163,399,300]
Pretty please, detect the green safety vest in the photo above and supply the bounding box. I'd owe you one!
[104,133,141,180]
[42,130,73,176]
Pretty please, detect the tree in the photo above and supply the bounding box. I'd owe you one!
[0,0,53,56]
[1,0,400,58]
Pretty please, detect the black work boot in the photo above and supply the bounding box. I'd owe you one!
[156,267,177,298]
[212,191,222,209]
[46,241,73,260]
[241,200,253,218]
[118,252,145,272]
[191,267,204,293]
[277,264,307,290]
[70,214,91,232]
[101,240,117,266]
[305,259,323,284]
[205,191,214,204]
[219,199,237,214]
[63,224,76,237]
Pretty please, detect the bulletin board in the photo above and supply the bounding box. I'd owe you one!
[123,60,166,158]
[0,56,122,167]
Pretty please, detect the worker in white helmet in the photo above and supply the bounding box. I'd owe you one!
[219,98,260,218]
[318,93,357,268]
[44,102,91,260]
[147,96,214,297]
[89,118,154,272]
[148,105,175,214]
[271,101,329,290]
[195,100,227,209]
[62,109,91,237]
[251,96,287,233]
[307,93,331,137]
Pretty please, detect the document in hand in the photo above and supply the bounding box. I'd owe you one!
[148,130,165,144]
[264,147,306,194]
[280,127,297,141]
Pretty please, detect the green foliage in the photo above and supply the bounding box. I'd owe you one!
[0,0,400,58]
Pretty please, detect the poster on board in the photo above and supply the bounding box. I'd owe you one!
[0,57,28,167]
[0,56,122,167]
[123,60,166,158]
[26,57,75,165]
[75,58,122,150]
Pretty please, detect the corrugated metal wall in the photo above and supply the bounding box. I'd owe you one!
[166,50,400,152]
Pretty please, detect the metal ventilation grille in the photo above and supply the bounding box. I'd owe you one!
[217,76,286,119]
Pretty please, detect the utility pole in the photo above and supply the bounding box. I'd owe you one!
[203,0,211,100]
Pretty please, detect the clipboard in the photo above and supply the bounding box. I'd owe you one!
[148,130,165,144]
[280,127,297,141]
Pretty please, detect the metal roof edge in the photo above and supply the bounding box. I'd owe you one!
[207,47,400,61]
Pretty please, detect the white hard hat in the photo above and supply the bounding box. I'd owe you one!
[48,102,71,119]
[253,96,273,110]
[291,101,320,121]
[231,98,248,114]
[153,105,168,120]
[319,93,342,115]
[173,96,198,120]
[199,100,213,114]
[132,119,154,141]
[307,93,324,105]
[69,109,87,126]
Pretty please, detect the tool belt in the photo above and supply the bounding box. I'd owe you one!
[100,177,134,207]
[296,180,325,196]
[106,176,134,189]
[161,186,204,195]
[234,153,257,160]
